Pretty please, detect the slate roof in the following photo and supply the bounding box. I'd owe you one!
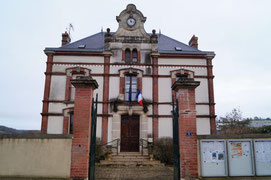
[45,32,214,55]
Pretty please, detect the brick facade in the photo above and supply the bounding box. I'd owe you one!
[102,52,111,144]
[152,53,159,140]
[41,53,54,133]
[207,56,216,134]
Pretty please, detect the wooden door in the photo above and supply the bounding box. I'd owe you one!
[121,115,139,152]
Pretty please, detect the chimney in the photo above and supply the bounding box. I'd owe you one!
[62,31,71,46]
[189,35,198,49]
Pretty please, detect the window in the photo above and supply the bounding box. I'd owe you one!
[69,113,74,134]
[125,75,137,101]
[176,73,188,81]
[119,68,143,102]
[132,49,138,62]
[124,48,139,63]
[125,49,130,63]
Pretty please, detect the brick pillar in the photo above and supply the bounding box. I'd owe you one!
[102,51,112,144]
[172,77,200,179]
[70,76,98,179]
[151,52,159,141]
[41,52,54,133]
[207,55,216,134]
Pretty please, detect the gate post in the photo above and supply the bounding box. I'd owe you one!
[172,72,200,179]
[70,76,98,179]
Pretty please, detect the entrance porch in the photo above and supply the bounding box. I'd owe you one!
[110,105,149,154]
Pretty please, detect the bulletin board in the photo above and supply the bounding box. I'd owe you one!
[200,140,227,177]
[228,140,254,176]
[254,140,271,176]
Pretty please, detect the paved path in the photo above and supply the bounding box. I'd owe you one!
[95,165,174,180]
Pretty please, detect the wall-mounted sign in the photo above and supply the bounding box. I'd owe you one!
[186,132,192,136]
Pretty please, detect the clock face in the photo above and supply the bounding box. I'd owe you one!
[127,18,136,26]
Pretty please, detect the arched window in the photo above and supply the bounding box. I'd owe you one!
[125,49,130,62]
[132,49,138,62]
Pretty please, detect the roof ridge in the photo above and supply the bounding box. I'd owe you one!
[60,32,105,48]
[159,33,202,52]
[45,31,214,55]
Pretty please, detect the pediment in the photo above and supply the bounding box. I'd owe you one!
[112,4,150,43]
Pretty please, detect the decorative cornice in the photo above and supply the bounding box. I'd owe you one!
[70,76,99,89]
[150,52,160,57]
[103,51,113,57]
[172,80,200,91]
[44,50,55,55]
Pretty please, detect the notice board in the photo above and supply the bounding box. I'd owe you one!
[228,140,254,176]
[200,140,227,177]
[254,140,271,176]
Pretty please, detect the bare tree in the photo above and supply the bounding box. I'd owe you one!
[217,108,251,134]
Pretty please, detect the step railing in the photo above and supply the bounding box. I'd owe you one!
[102,138,120,155]
[139,138,152,156]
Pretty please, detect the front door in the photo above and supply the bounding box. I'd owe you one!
[121,115,139,152]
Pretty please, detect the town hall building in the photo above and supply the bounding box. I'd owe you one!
[41,4,216,179]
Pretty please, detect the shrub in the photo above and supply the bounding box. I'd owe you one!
[255,125,271,133]
[153,137,173,165]
[95,138,105,162]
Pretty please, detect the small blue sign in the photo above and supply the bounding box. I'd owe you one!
[186,132,192,136]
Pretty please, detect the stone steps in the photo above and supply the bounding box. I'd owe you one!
[98,152,164,167]
[98,160,164,166]
[112,155,148,160]
[95,166,174,180]
[96,152,170,179]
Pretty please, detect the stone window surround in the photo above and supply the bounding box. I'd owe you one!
[170,68,195,98]
[64,67,91,101]
[111,105,148,154]
[124,75,137,101]
[118,68,143,101]
[62,107,74,134]
[122,47,141,63]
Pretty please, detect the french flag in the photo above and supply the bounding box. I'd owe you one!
[136,90,143,106]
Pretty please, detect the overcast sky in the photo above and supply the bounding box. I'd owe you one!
[0,0,270,130]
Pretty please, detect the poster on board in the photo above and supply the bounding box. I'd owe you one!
[201,141,225,163]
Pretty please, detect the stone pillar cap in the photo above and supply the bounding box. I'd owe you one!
[71,76,99,89]
[171,79,200,91]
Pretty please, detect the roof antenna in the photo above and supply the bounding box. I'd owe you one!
[101,26,103,32]
[66,23,74,40]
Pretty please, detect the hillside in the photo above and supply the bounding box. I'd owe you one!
[0,125,40,134]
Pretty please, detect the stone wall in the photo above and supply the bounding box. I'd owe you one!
[0,134,72,178]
